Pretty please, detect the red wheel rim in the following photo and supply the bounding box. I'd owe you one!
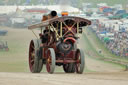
[46,50,52,73]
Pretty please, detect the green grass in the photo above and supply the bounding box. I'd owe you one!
[0,61,28,72]
[0,41,29,72]
[0,28,31,72]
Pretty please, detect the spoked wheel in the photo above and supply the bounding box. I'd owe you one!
[75,49,85,74]
[29,39,43,73]
[63,63,75,73]
[46,48,55,74]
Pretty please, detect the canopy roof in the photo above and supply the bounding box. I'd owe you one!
[28,16,91,30]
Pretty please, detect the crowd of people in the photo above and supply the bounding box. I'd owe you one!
[90,19,128,57]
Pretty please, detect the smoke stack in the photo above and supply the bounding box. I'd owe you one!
[50,11,57,17]
[42,11,57,21]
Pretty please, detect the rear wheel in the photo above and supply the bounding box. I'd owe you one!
[75,49,85,74]
[29,39,43,73]
[63,63,75,73]
[46,48,56,74]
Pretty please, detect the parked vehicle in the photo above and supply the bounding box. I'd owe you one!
[0,40,9,51]
[10,17,27,28]
[0,30,8,36]
[0,14,10,26]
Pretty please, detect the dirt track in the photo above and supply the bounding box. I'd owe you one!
[0,72,128,85]
[0,27,128,85]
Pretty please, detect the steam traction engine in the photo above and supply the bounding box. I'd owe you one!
[28,11,91,74]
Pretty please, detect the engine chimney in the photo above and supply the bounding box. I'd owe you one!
[42,10,57,21]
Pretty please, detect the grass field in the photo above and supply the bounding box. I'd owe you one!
[0,27,36,72]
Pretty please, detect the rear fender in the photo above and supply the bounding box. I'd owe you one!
[63,37,76,44]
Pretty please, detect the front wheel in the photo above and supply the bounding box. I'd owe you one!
[75,49,85,74]
[46,48,56,74]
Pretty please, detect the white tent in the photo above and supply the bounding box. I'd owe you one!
[46,5,80,13]
[0,5,80,14]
